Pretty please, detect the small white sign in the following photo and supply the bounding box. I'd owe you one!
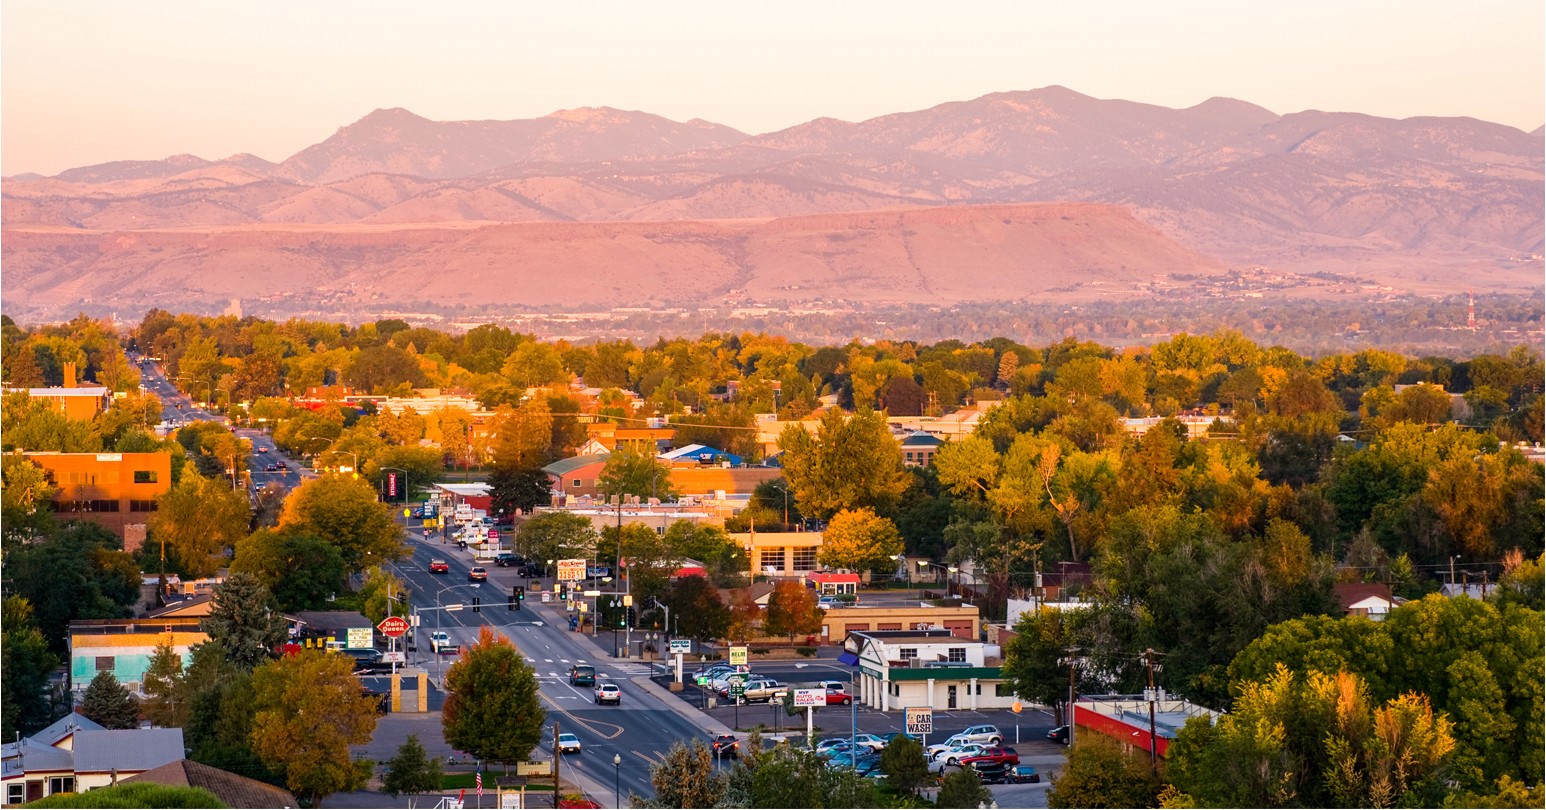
[793,689,825,707]
[729,646,748,666]
[500,793,522,808]
[906,707,933,735]
[346,628,374,650]
[669,639,692,655]
[381,651,406,663]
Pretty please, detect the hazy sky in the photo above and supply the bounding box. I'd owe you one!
[3,1,1542,176]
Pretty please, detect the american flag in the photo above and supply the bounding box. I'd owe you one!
[475,768,483,796]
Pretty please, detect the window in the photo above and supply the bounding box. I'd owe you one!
[129,500,158,512]
[656,526,665,535]
[898,647,918,661]
[759,548,785,571]
[995,683,1015,697]
[791,547,817,571]
[95,656,115,672]
[571,478,582,487]
[948,648,967,663]
[8,784,24,804]
[48,777,74,795]
[133,470,158,484]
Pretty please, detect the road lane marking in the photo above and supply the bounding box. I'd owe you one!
[632,750,658,765]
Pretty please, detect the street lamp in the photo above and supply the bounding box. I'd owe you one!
[768,481,791,527]
[431,583,470,684]
[300,434,357,477]
[613,753,622,807]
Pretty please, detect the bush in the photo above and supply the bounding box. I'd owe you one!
[795,646,818,657]
[752,648,771,656]
[25,783,227,808]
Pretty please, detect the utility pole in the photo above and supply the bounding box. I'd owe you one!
[552,721,560,809]
[1062,645,1080,745]
[1142,648,1161,775]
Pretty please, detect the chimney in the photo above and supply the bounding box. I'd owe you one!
[63,362,78,389]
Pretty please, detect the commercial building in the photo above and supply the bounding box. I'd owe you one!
[845,629,1016,712]
[6,363,112,421]
[1070,695,1221,760]
[67,618,206,695]
[20,451,172,541]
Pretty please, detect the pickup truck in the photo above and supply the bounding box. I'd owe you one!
[725,678,788,705]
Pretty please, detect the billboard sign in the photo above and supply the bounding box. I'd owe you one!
[346,628,374,650]
[556,559,587,582]
[669,639,692,655]
[905,707,933,735]
[793,689,825,707]
[729,646,748,666]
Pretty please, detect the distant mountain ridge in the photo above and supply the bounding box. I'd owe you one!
[3,86,1540,321]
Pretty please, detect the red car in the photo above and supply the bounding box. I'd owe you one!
[429,559,449,574]
[959,746,1020,767]
[824,688,853,705]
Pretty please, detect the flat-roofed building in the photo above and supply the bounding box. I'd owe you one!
[22,451,172,540]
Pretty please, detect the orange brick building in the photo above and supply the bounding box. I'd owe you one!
[22,452,173,541]
[8,364,111,421]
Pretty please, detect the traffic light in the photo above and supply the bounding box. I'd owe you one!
[509,588,518,612]
[472,596,481,614]
[516,586,526,601]
[627,606,637,627]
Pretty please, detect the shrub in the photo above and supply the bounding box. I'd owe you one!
[795,646,818,657]
[25,783,227,808]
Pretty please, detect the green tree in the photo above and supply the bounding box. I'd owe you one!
[516,511,597,564]
[488,465,553,516]
[762,580,822,644]
[201,572,287,671]
[382,734,443,798]
[778,408,908,519]
[817,508,904,574]
[597,447,677,502]
[80,671,141,729]
[490,399,554,469]
[251,650,378,804]
[1,454,57,547]
[140,641,185,728]
[355,565,409,625]
[638,739,726,809]
[664,575,731,642]
[1002,607,1088,726]
[232,529,348,612]
[936,765,992,808]
[278,474,405,572]
[877,733,929,795]
[1045,733,1160,809]
[1,596,58,738]
[7,522,140,649]
[442,626,546,766]
[147,472,253,578]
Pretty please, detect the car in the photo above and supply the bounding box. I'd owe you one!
[343,649,391,674]
[708,670,753,692]
[495,552,518,567]
[520,563,544,578]
[429,631,458,655]
[265,463,283,471]
[692,664,739,683]
[557,733,582,754]
[849,733,889,752]
[570,665,596,686]
[955,724,1004,746]
[594,684,621,705]
[1008,765,1042,784]
[1047,725,1070,745]
[817,596,844,610]
[410,508,426,519]
[429,559,449,574]
[959,746,1020,768]
[933,742,988,766]
[825,751,879,771]
[711,734,740,760]
[723,678,787,704]
[926,734,972,759]
[468,567,488,582]
[814,738,856,756]
[824,687,853,705]
[970,760,1010,784]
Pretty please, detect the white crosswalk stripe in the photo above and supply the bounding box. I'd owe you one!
[611,663,654,676]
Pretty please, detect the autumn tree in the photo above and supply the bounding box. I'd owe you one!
[147,472,252,577]
[637,740,725,809]
[278,474,404,572]
[1,454,57,547]
[488,465,552,516]
[80,671,141,729]
[778,407,908,519]
[664,576,731,642]
[817,508,904,574]
[763,580,822,644]
[1045,732,1161,809]
[250,650,379,805]
[726,589,763,642]
[442,627,546,766]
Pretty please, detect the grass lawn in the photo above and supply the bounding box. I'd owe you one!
[440,773,552,791]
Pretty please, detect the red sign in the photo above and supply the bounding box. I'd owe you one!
[377,616,410,638]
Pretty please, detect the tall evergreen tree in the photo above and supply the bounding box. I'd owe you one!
[1,596,58,738]
[140,641,185,728]
[201,572,287,671]
[382,734,443,798]
[80,671,140,729]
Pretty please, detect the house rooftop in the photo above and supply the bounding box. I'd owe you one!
[71,728,185,774]
[542,454,611,476]
[127,759,299,809]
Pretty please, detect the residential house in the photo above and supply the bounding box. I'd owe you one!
[20,451,172,541]
[1333,582,1400,620]
[585,423,674,454]
[2,719,185,804]
[846,629,1016,712]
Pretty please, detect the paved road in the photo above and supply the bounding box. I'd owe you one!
[388,528,726,804]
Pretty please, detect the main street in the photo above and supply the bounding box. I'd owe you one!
[387,523,721,803]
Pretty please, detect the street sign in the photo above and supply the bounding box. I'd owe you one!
[906,707,933,735]
[346,628,374,650]
[729,646,748,666]
[500,793,521,809]
[488,529,500,542]
[669,639,692,655]
[377,616,410,638]
[382,651,406,663]
[793,689,825,707]
[729,682,744,698]
[516,761,551,776]
[556,559,587,582]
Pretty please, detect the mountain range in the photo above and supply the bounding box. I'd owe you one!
[3,86,1541,322]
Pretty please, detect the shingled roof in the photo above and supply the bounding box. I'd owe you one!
[127,759,298,808]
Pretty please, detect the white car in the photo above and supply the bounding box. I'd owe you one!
[709,671,753,692]
[594,684,621,705]
[557,732,582,754]
[954,724,1004,746]
[850,733,889,752]
[429,631,451,652]
[933,742,988,766]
